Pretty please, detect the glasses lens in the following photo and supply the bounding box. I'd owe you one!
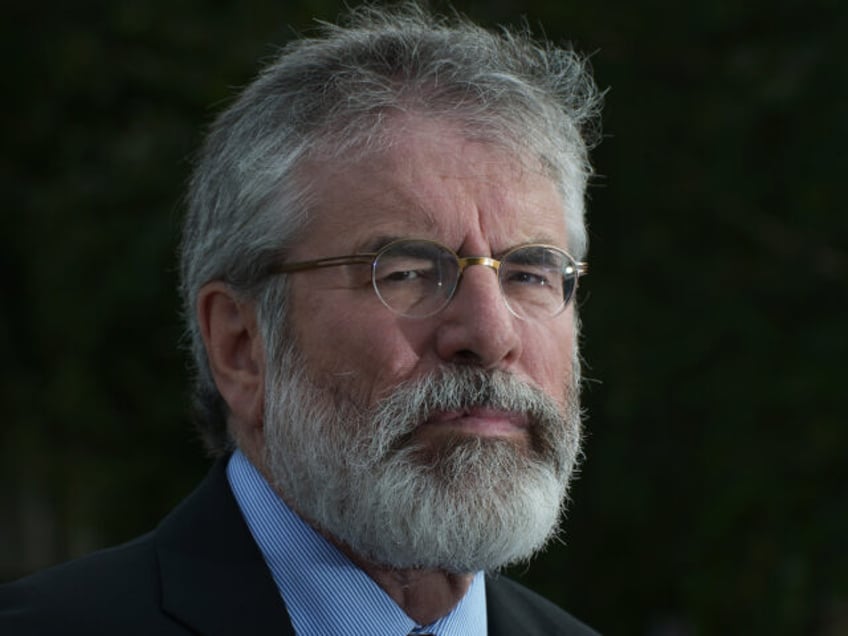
[499,245,577,319]
[372,240,459,317]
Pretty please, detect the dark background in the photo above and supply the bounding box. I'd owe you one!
[2,1,846,633]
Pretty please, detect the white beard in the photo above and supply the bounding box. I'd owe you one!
[262,345,583,574]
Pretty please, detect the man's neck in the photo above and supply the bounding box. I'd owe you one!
[339,544,474,625]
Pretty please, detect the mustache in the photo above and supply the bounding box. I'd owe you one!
[361,366,574,460]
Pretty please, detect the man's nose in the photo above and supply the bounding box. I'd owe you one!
[433,264,522,368]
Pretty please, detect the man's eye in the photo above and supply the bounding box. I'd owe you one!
[506,268,553,286]
[378,258,436,283]
[383,269,423,282]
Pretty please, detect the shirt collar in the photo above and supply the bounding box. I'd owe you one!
[226,449,487,635]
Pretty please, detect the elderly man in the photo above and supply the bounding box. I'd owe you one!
[1,3,602,634]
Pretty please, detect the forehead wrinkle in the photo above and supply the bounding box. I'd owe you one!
[357,193,444,246]
[450,168,565,254]
[303,162,446,249]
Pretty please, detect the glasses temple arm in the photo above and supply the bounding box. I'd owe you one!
[270,253,377,274]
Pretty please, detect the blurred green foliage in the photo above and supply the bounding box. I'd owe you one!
[2,1,845,634]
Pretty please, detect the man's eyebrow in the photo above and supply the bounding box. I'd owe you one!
[524,235,567,247]
[355,235,403,253]
[352,204,442,253]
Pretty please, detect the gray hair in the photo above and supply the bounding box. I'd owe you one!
[179,2,603,454]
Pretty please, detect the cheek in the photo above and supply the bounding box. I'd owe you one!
[519,316,577,403]
[291,290,427,402]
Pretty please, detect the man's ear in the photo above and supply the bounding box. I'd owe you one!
[196,282,266,448]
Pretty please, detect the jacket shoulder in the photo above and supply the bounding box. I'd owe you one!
[0,457,285,635]
[0,533,188,635]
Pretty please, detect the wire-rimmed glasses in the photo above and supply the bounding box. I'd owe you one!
[270,238,587,320]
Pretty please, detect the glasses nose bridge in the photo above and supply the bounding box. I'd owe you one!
[450,255,505,308]
[455,255,502,276]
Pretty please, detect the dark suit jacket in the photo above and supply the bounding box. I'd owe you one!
[0,459,598,635]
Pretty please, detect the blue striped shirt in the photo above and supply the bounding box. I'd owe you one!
[226,449,487,635]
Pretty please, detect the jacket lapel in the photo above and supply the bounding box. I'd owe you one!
[485,574,596,636]
[486,577,538,636]
[155,458,295,635]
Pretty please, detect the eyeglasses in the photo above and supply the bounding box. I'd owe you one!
[270,238,587,320]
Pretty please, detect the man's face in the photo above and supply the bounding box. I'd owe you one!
[288,118,578,423]
[262,117,583,572]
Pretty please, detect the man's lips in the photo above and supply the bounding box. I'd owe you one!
[421,407,529,437]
